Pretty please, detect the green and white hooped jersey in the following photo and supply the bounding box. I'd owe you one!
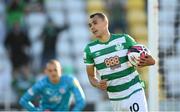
[83,34,143,101]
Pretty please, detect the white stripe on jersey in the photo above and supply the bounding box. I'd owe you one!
[28,88,34,96]
[89,37,126,52]
[94,49,128,64]
[108,36,126,45]
[107,71,139,86]
[107,82,142,99]
[98,61,133,76]
[89,44,107,53]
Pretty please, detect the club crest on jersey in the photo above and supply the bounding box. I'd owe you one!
[115,44,124,51]
[59,88,65,94]
[95,52,101,56]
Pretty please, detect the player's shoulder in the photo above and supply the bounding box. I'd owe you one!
[84,39,98,49]
[61,75,75,82]
[111,33,130,38]
[35,76,48,87]
[111,33,124,37]
[113,33,136,42]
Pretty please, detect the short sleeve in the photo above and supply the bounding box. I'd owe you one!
[83,45,94,65]
[124,34,137,48]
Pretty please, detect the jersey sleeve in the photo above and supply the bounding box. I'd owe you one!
[124,34,137,48]
[19,81,42,111]
[83,45,94,65]
[69,77,86,111]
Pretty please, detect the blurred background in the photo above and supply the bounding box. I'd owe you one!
[0,0,180,111]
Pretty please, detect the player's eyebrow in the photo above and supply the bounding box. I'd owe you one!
[88,19,97,27]
[92,19,97,24]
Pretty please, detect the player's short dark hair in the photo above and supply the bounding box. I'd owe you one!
[49,59,57,64]
[89,12,106,20]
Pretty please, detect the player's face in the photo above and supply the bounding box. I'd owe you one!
[46,63,61,81]
[88,16,106,38]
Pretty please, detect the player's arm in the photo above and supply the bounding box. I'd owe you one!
[124,34,155,67]
[84,46,107,91]
[137,54,155,67]
[19,82,41,111]
[70,77,86,111]
[86,65,107,90]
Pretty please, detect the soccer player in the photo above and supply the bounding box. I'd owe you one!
[19,59,86,111]
[83,12,155,111]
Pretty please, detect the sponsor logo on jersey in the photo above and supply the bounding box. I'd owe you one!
[49,96,62,103]
[59,88,65,94]
[104,55,121,70]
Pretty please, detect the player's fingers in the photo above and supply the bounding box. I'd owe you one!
[146,54,151,58]
[131,56,139,62]
[100,82,107,88]
[100,82,107,87]
[101,85,107,90]
[100,80,107,84]
[139,56,146,61]
[100,85,107,89]
[137,65,144,68]
[99,80,108,90]
[44,110,51,112]
[138,62,147,67]
[137,63,146,67]
[99,86,107,90]
[101,79,107,82]
[138,57,146,61]
[137,59,146,65]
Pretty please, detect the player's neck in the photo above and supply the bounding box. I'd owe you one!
[50,78,60,84]
[98,31,111,43]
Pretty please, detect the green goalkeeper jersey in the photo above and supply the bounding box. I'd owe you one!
[83,34,143,101]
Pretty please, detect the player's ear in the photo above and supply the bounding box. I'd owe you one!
[103,19,108,27]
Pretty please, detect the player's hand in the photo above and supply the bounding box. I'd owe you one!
[97,80,108,91]
[137,55,155,67]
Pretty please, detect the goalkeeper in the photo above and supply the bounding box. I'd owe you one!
[19,59,86,111]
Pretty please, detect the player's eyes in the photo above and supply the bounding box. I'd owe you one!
[48,69,53,72]
[54,69,57,72]
[92,21,97,25]
[48,70,52,72]
[48,69,57,72]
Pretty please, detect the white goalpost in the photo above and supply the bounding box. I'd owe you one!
[147,0,159,111]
